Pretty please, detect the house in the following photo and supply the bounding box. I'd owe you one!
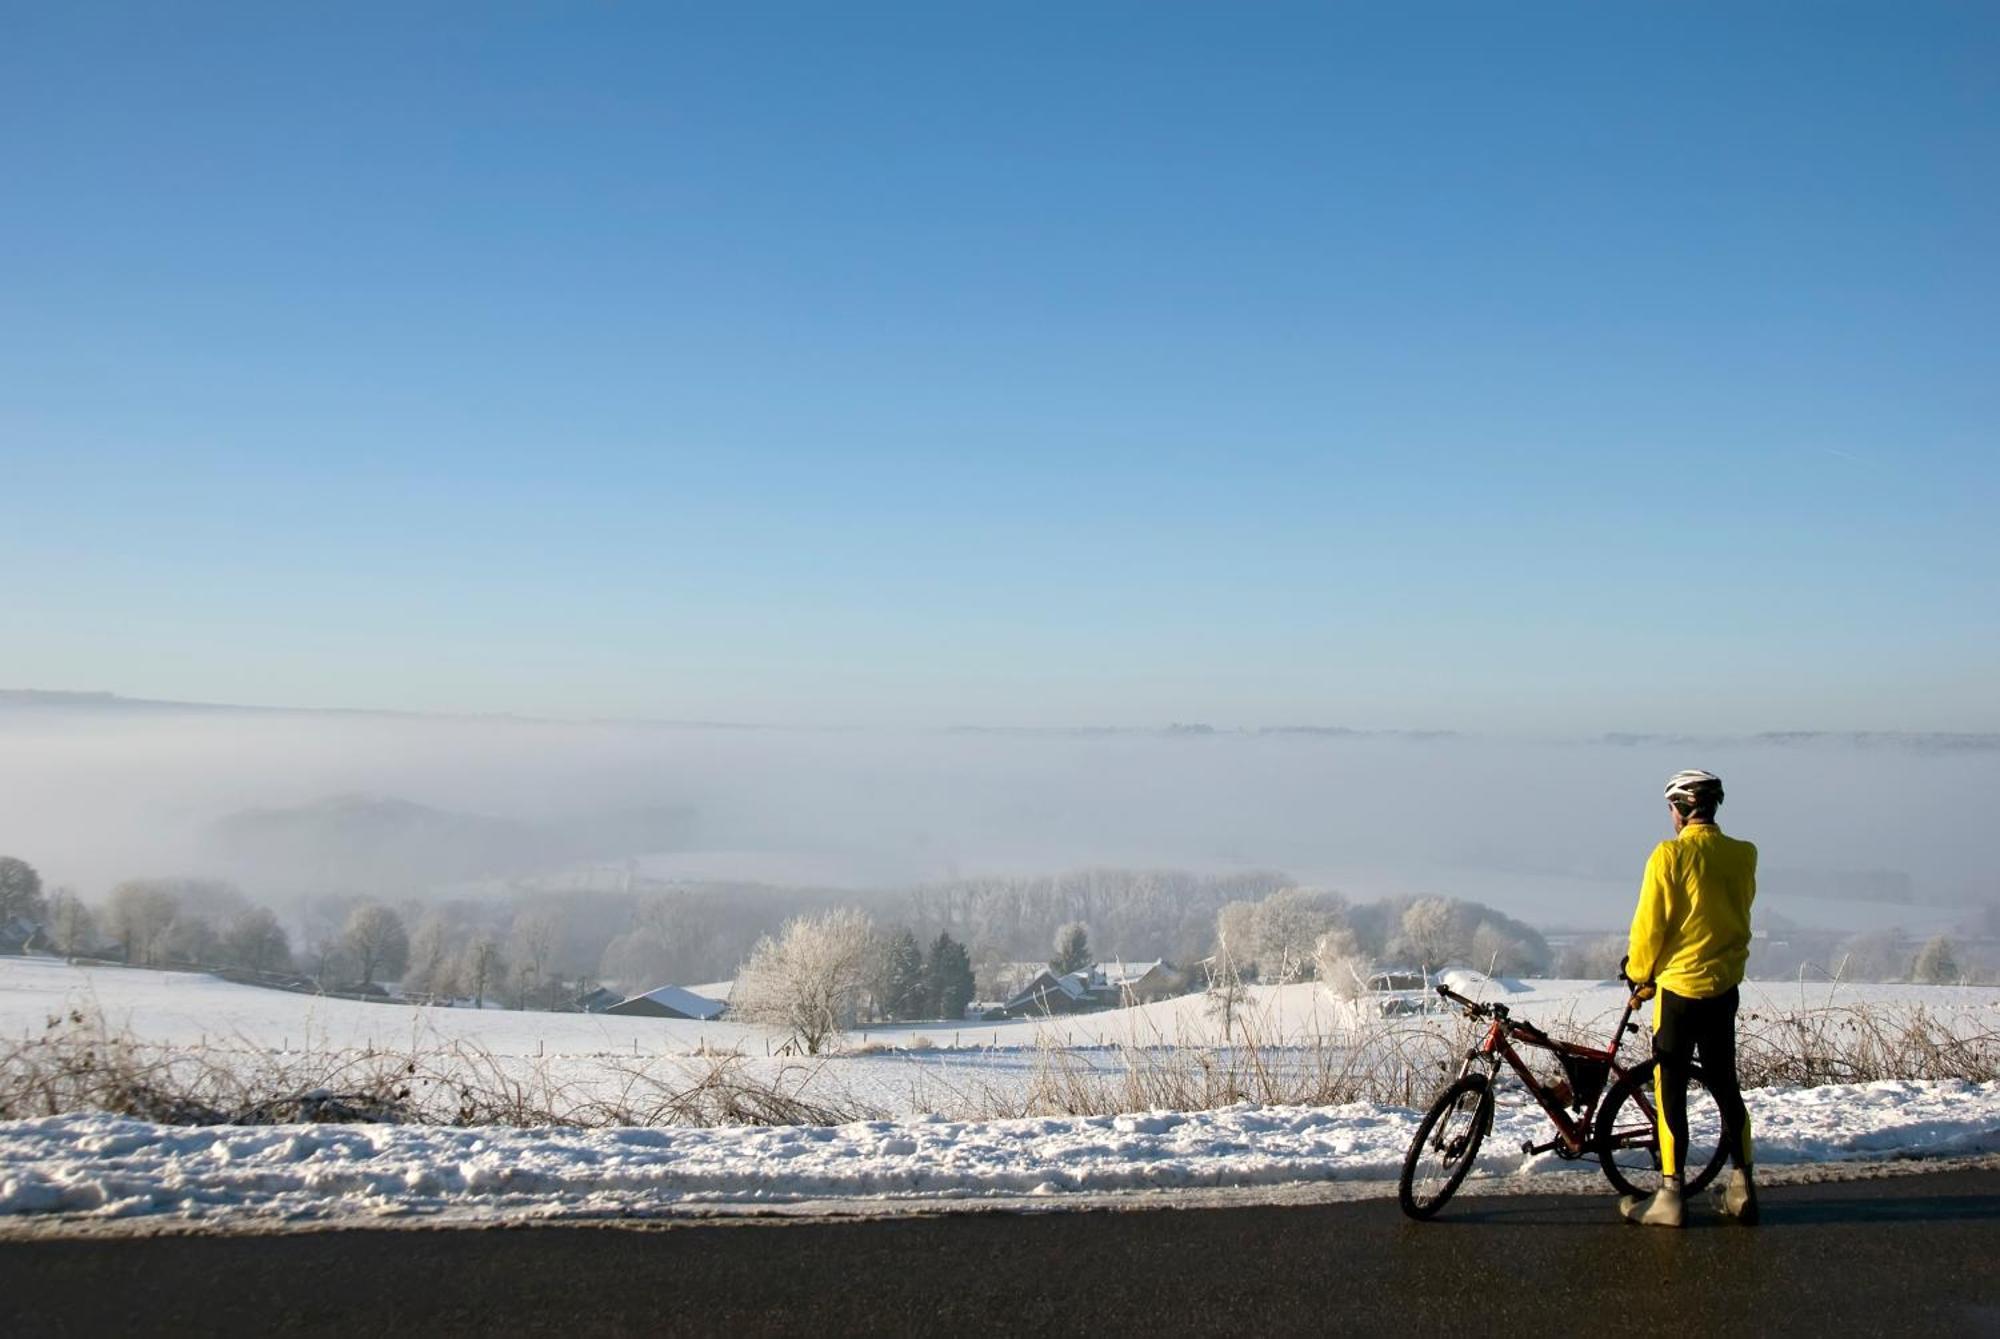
[571,986,622,1014]
[604,984,727,1020]
[0,918,49,956]
[1002,960,1187,1016]
[1097,959,1184,1005]
[1002,967,1094,1017]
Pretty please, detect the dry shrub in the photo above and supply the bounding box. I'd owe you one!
[3,995,1993,1129]
[0,1008,879,1129]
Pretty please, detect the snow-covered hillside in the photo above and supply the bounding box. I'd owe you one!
[3,956,1998,1226]
[6,955,1994,1057]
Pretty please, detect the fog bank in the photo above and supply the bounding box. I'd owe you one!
[1,696,1993,934]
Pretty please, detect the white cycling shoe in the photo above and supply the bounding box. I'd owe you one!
[1718,1167,1760,1225]
[1619,1174,1685,1227]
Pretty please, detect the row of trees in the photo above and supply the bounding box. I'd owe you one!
[1,857,538,1002]
[1550,928,1978,985]
[730,910,979,1053]
[1210,887,1552,985]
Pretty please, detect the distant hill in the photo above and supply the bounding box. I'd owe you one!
[207,793,697,893]
[6,689,1997,751]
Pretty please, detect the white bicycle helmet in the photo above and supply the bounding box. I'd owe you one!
[1663,769,1724,813]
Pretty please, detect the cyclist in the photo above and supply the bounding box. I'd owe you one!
[1619,769,1759,1228]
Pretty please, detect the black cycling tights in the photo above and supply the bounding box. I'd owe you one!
[1653,986,1754,1177]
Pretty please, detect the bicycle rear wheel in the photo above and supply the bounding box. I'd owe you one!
[1398,1073,1492,1220]
[1595,1059,1729,1198]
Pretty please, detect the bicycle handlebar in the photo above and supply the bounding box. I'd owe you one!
[1435,984,1554,1041]
[1436,984,1512,1022]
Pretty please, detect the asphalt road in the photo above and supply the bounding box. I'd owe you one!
[3,1170,1997,1338]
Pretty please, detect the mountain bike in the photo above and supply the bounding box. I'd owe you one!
[1397,977,1730,1219]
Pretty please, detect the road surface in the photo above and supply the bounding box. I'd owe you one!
[3,1168,1996,1336]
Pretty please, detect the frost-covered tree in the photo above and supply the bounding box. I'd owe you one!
[220,905,292,973]
[1205,948,1250,1039]
[1255,888,1344,984]
[457,934,505,1008]
[731,908,875,1054]
[1396,898,1457,974]
[1313,926,1372,1000]
[1552,934,1627,981]
[0,857,45,925]
[1469,920,1537,978]
[106,881,179,965]
[402,912,455,996]
[1050,922,1093,976]
[1214,900,1261,980]
[341,903,409,987]
[47,887,96,957]
[508,908,565,1009]
[1912,935,1961,985]
[599,926,673,995]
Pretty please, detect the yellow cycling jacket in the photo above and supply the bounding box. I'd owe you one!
[1626,821,1757,999]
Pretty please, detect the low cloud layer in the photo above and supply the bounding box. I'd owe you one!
[2,694,1993,934]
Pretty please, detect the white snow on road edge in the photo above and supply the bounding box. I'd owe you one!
[3,1079,1997,1224]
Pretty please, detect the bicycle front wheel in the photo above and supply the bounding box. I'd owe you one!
[1595,1059,1730,1198]
[1398,1073,1492,1220]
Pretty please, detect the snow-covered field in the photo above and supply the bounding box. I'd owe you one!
[3,956,1998,1226]
[5,1081,1998,1224]
[15,955,1993,1058]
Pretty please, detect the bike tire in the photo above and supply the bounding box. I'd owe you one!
[1594,1059,1730,1198]
[1398,1073,1492,1221]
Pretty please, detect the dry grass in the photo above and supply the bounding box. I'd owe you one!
[0,1008,881,1128]
[3,994,1994,1129]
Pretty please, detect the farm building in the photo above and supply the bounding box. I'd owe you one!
[1001,960,1187,1016]
[603,985,727,1020]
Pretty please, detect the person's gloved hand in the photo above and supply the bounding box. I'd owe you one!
[1628,980,1657,1010]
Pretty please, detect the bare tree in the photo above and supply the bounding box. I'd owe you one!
[1214,900,1261,979]
[509,908,565,1009]
[0,857,45,924]
[456,935,505,1008]
[730,908,875,1054]
[106,882,179,965]
[599,926,673,995]
[47,888,96,957]
[1204,945,1249,1040]
[341,903,409,987]
[1834,929,1906,982]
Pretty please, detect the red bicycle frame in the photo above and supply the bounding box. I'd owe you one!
[1447,986,1647,1157]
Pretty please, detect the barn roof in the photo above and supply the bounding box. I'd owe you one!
[616,984,726,1020]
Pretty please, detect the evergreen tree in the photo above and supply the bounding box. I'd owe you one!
[927,932,976,1020]
[1050,921,1092,975]
[882,927,927,1019]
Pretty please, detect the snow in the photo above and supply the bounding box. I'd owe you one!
[8,956,1991,1060]
[2,1079,1995,1224]
[3,956,1998,1224]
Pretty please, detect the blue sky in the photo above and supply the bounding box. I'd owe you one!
[4,3,1996,730]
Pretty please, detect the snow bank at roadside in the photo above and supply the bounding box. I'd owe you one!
[3,1079,1996,1224]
